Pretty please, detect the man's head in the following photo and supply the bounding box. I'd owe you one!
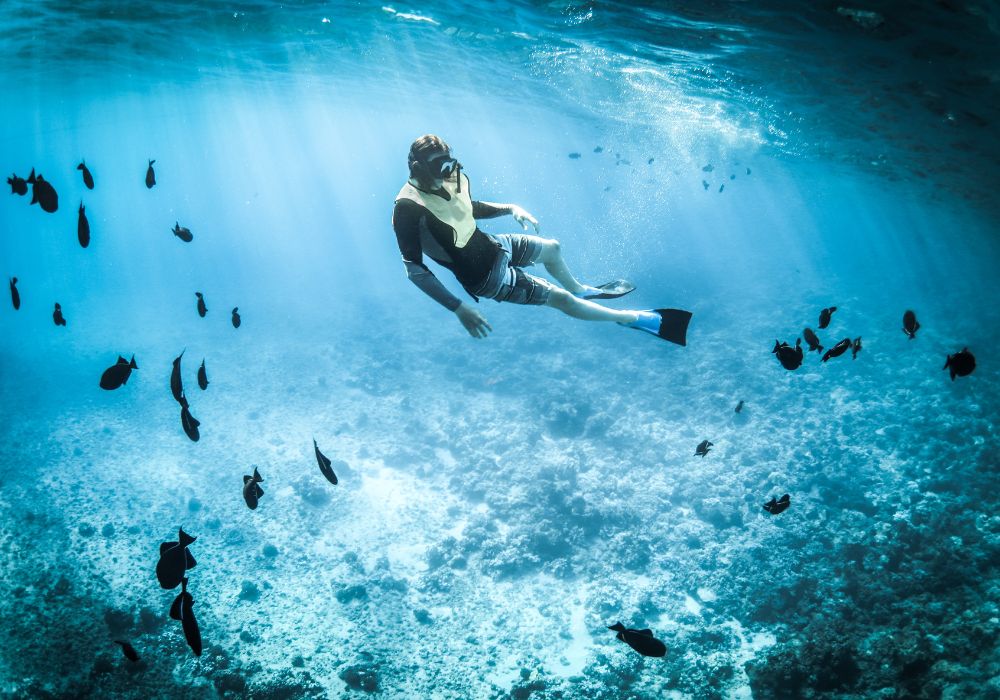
[408,134,459,187]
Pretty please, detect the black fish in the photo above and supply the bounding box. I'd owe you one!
[803,328,823,353]
[78,202,90,248]
[145,159,156,189]
[822,338,851,362]
[53,302,66,326]
[231,307,241,328]
[695,440,712,457]
[156,527,197,589]
[702,180,709,190]
[169,577,202,656]
[314,438,338,485]
[27,169,58,212]
[763,494,791,514]
[943,348,976,380]
[172,222,193,242]
[195,292,207,317]
[718,184,724,193]
[607,622,667,657]
[568,152,581,159]
[851,336,862,360]
[243,466,265,510]
[114,640,139,662]
[772,338,803,371]
[902,310,920,339]
[197,359,208,390]
[9,277,20,310]
[818,306,837,329]
[179,394,201,442]
[170,350,185,404]
[77,160,94,190]
[593,146,603,153]
[99,355,138,390]
[734,400,744,414]
[7,173,27,195]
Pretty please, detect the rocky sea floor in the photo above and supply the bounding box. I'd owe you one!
[0,295,997,699]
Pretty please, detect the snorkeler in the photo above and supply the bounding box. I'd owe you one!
[392,134,691,344]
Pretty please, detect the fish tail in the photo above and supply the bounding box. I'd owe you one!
[27,168,35,182]
[178,528,196,547]
[129,355,137,369]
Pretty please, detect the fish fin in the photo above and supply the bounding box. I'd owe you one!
[607,622,625,632]
[243,475,252,484]
[28,168,35,182]
[169,593,183,620]
[186,550,197,569]
[129,355,137,369]
[256,484,264,497]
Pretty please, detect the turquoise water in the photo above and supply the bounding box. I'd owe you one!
[1,2,998,698]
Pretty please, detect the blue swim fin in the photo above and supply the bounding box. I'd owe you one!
[624,308,692,346]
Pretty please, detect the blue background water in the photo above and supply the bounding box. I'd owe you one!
[1,2,998,698]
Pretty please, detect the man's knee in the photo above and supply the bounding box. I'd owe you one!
[537,237,561,264]
[545,286,572,309]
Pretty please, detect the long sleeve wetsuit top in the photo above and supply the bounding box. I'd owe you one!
[392,192,510,311]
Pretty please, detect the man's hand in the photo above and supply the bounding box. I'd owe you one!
[455,302,493,338]
[510,205,540,234]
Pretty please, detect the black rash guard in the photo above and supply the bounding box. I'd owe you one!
[393,192,510,311]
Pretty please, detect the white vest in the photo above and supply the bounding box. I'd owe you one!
[395,172,476,248]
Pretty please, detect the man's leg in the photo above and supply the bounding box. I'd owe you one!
[545,287,639,323]
[533,238,588,295]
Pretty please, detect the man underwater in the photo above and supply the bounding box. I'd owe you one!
[392,134,691,344]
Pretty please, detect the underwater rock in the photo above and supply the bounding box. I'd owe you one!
[262,544,279,558]
[103,608,133,636]
[339,662,379,693]
[239,580,261,602]
[335,584,368,604]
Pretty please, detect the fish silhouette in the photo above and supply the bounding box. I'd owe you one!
[172,222,193,242]
[314,438,338,485]
[195,292,207,317]
[169,577,202,656]
[156,527,197,589]
[114,640,139,662]
[27,169,58,212]
[803,328,823,353]
[231,307,241,328]
[179,394,200,442]
[818,306,837,329]
[53,302,66,326]
[607,623,667,657]
[734,400,744,414]
[851,336,862,360]
[822,338,852,362]
[99,355,137,390]
[170,350,185,404]
[243,466,265,510]
[78,202,90,248]
[695,440,712,457]
[9,277,20,310]
[197,359,209,390]
[145,159,156,188]
[7,173,27,195]
[77,160,94,190]
[772,338,803,371]
[902,310,920,339]
[943,348,975,380]
[763,494,791,514]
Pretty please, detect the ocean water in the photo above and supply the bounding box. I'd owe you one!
[1,1,998,698]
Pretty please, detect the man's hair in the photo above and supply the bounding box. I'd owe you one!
[408,134,450,177]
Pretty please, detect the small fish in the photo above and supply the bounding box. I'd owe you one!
[763,493,791,514]
[170,350,185,404]
[243,466,265,510]
[7,173,27,195]
[78,202,90,248]
[803,328,823,353]
[818,306,837,329]
[156,527,197,589]
[231,307,241,328]
[647,157,654,165]
[607,622,667,657]
[77,160,94,190]
[197,359,209,390]
[314,438,338,485]
[772,338,803,371]
[27,169,58,212]
[179,394,201,442]
[730,174,735,180]
[702,180,709,190]
[172,222,193,242]
[169,577,202,656]
[114,640,139,662]
[195,292,207,317]
[616,158,631,166]
[902,310,920,339]
[53,302,66,326]
[702,164,714,172]
[9,277,20,310]
[943,348,976,380]
[695,440,713,457]
[145,159,156,189]
[568,152,581,159]
[718,184,724,193]
[734,400,744,414]
[99,354,138,390]
[822,338,852,362]
[593,146,603,153]
[851,336,862,359]
[746,167,751,175]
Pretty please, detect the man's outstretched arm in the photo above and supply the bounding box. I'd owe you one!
[473,200,539,233]
[393,202,463,311]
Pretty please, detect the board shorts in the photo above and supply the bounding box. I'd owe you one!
[466,233,555,305]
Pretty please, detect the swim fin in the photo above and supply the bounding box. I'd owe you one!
[624,308,692,346]
[575,279,636,300]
